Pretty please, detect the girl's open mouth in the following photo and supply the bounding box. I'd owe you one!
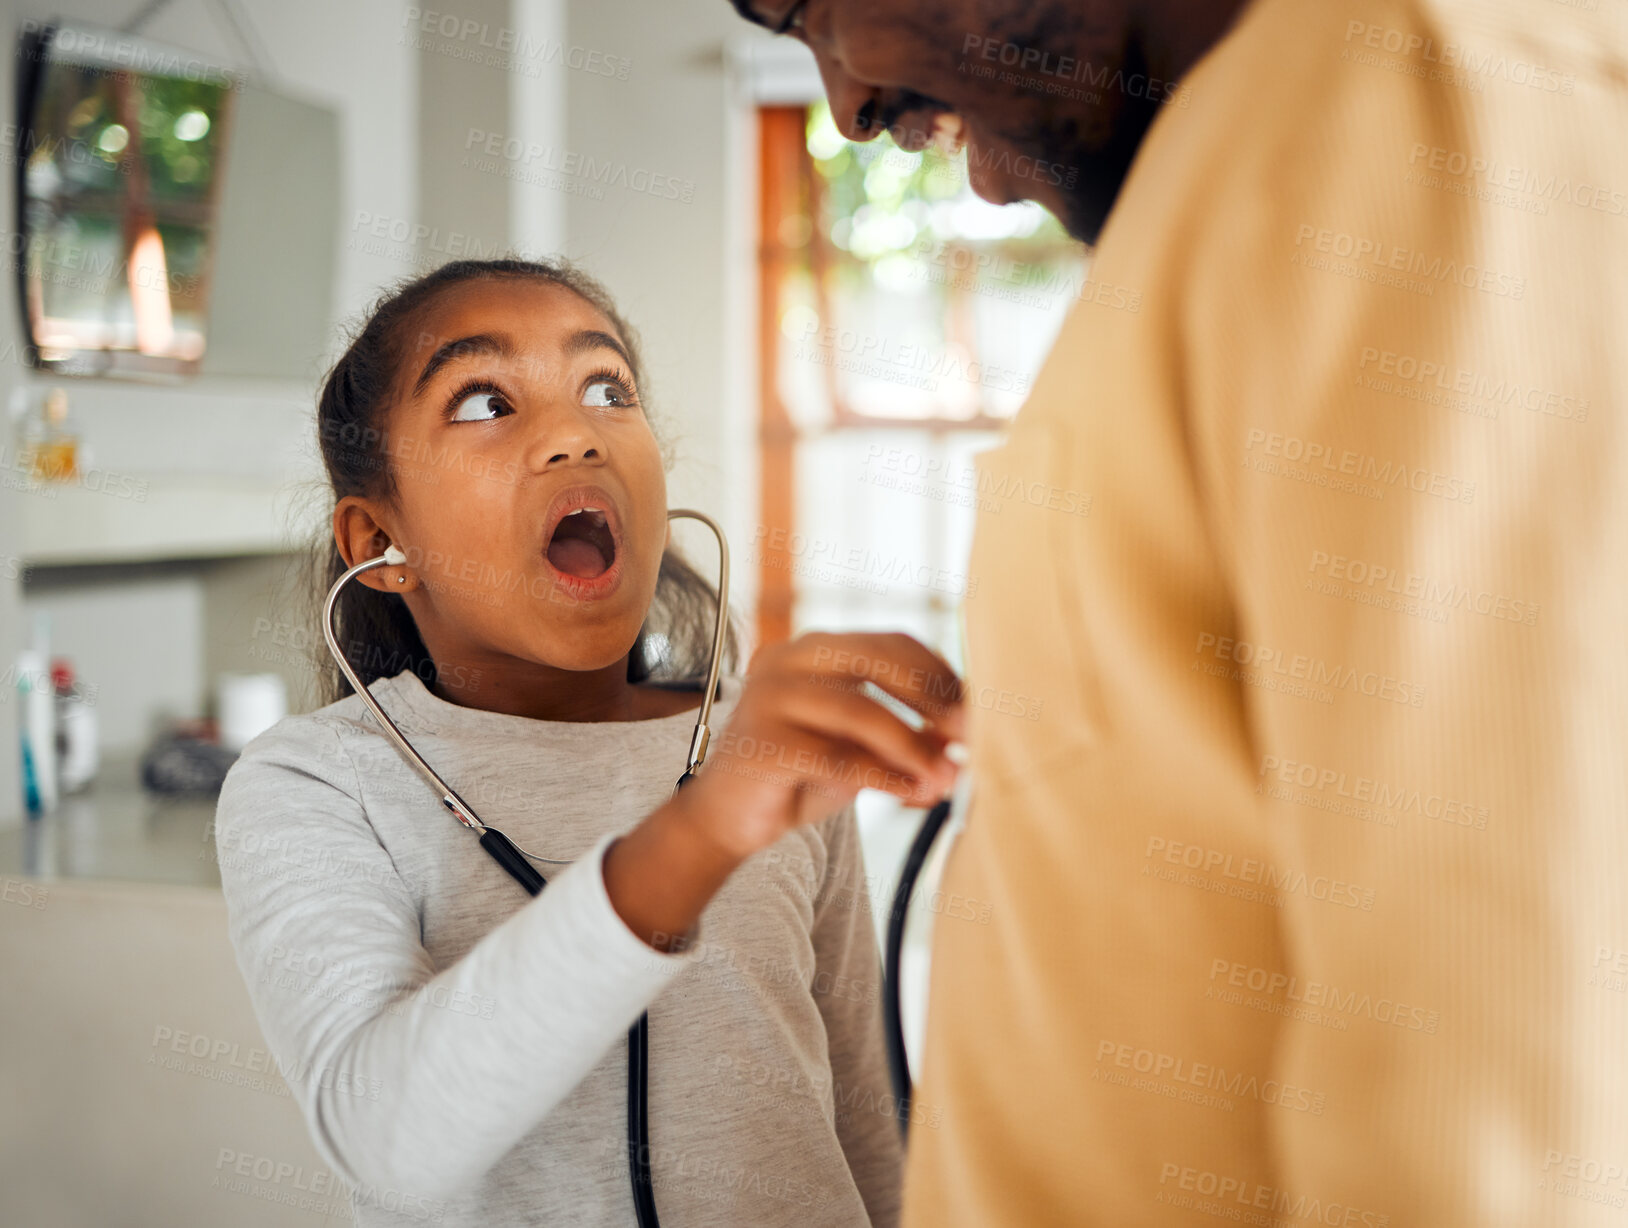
[546,507,616,579]
[539,488,626,601]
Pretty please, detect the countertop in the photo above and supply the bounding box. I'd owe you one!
[0,753,222,887]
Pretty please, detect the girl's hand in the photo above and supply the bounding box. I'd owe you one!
[604,632,965,950]
[674,631,967,861]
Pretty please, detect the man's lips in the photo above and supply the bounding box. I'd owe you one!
[877,103,1019,207]
[913,110,1010,204]
[929,112,967,156]
[886,108,968,154]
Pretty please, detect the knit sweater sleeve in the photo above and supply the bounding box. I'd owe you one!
[213,715,696,1205]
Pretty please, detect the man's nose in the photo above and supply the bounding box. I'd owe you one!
[814,53,883,143]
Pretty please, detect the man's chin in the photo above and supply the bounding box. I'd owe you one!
[964,139,1010,205]
[956,128,1078,235]
[954,91,1159,246]
[963,138,1083,236]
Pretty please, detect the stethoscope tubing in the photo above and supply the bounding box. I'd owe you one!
[321,510,730,850]
[323,507,950,1195]
[882,797,953,1138]
[320,509,730,1228]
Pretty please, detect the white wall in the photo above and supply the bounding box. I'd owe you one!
[0,0,420,821]
[53,0,423,343]
[0,0,23,823]
[393,0,766,615]
[0,0,777,821]
[559,0,762,619]
[0,10,790,1222]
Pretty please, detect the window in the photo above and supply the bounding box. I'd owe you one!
[753,101,1088,984]
[756,99,1084,658]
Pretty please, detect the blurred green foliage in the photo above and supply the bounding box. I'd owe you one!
[803,98,1070,265]
[34,64,228,203]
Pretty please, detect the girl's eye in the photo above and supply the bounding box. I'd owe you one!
[450,391,507,421]
[582,379,632,408]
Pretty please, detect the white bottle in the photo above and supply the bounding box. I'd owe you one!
[29,613,57,812]
[52,659,98,794]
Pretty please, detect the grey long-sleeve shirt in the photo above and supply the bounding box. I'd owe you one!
[213,669,902,1227]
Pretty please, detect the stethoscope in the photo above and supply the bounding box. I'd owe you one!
[321,507,951,1226]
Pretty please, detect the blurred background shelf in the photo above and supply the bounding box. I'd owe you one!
[16,476,326,567]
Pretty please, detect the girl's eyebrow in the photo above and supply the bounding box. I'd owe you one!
[565,328,634,372]
[412,332,515,396]
[412,329,632,398]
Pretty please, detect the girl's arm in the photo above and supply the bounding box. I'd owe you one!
[808,807,905,1227]
[218,632,962,1207]
[215,716,696,1207]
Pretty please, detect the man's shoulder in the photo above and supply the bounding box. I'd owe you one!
[1080,0,1617,355]
[1099,0,1605,258]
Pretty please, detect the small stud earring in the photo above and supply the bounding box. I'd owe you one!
[396,575,407,584]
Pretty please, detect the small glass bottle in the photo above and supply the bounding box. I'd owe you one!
[20,387,79,483]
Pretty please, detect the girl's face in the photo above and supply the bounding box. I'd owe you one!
[340,278,669,678]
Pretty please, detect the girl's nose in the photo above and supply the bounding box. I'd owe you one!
[526,409,608,471]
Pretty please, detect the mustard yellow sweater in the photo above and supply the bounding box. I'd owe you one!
[904,0,1628,1223]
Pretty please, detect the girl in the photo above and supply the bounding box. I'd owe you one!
[214,257,964,1227]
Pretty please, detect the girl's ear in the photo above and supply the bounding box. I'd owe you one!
[334,496,419,593]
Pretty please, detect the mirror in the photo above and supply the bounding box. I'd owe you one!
[15,22,338,380]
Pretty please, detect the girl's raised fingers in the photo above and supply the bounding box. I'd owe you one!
[755,674,959,794]
[782,631,967,740]
[708,720,944,810]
